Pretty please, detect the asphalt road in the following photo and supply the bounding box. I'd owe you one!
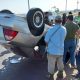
[0,45,80,80]
[0,59,48,80]
[0,45,48,80]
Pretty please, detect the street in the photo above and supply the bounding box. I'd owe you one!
[0,45,79,80]
[0,45,48,80]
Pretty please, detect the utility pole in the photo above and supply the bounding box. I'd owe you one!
[65,0,67,13]
[28,0,30,10]
[77,0,79,10]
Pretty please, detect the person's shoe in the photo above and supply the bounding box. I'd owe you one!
[71,65,77,69]
[56,77,67,80]
[49,74,53,80]
[57,70,63,78]
[72,72,80,78]
[46,73,53,80]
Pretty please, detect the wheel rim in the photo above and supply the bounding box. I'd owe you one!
[33,11,43,28]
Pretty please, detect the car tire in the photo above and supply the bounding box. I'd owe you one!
[27,8,44,36]
[0,9,13,14]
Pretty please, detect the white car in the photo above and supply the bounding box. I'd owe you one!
[0,8,49,58]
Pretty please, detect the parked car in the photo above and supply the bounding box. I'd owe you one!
[0,8,50,58]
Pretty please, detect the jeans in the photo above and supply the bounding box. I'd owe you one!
[63,39,76,66]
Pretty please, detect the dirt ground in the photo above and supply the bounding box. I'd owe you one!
[53,63,79,80]
[54,39,80,80]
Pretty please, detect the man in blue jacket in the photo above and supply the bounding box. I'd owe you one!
[45,15,67,80]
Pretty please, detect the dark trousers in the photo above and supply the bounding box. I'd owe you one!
[76,51,80,71]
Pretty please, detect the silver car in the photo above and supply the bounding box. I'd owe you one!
[0,8,49,58]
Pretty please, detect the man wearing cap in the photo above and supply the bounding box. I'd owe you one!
[45,15,67,80]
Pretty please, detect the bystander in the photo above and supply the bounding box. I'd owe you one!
[63,15,80,69]
[45,15,67,80]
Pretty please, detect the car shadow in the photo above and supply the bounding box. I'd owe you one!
[0,56,48,80]
[0,50,10,57]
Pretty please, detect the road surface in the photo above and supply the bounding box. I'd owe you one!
[0,45,79,80]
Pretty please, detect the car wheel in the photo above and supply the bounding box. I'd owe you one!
[0,9,13,14]
[27,8,44,36]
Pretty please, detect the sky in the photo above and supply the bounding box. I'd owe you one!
[0,0,80,14]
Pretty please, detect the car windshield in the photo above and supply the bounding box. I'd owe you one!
[0,0,80,14]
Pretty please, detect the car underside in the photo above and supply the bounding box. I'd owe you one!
[0,8,49,58]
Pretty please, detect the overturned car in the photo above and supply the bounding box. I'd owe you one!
[0,8,50,58]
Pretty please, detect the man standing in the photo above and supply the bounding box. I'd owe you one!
[63,15,80,68]
[74,12,80,27]
[45,15,67,80]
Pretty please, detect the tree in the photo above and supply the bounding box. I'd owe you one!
[55,8,59,13]
[51,6,59,13]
